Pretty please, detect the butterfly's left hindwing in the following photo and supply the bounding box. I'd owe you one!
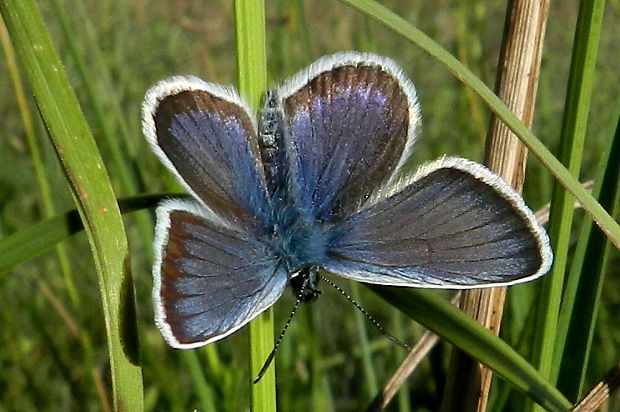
[154,200,287,348]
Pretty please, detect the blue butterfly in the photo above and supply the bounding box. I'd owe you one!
[142,52,552,348]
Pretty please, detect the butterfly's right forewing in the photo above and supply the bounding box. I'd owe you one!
[276,52,420,222]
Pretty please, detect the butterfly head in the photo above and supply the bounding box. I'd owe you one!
[289,264,322,302]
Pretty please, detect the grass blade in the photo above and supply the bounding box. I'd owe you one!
[350,282,379,398]
[182,351,218,412]
[0,1,143,409]
[555,107,620,400]
[0,195,167,275]
[0,16,78,304]
[233,0,276,410]
[48,0,154,253]
[370,286,572,412]
[530,3,604,410]
[442,1,550,409]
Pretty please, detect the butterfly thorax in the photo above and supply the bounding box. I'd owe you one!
[267,203,327,285]
[258,90,287,195]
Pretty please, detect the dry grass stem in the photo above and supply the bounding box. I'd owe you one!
[442,1,550,410]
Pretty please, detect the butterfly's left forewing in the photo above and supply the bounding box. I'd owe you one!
[143,76,271,226]
[144,78,286,348]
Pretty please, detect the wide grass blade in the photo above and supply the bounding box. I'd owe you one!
[369,286,572,412]
[0,1,143,409]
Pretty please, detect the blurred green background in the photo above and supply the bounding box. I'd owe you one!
[0,0,618,410]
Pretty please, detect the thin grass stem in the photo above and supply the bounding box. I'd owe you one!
[233,1,276,410]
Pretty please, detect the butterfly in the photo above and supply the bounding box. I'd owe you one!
[142,51,553,349]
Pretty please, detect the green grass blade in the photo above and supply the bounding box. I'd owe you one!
[369,286,572,412]
[555,107,620,401]
[532,0,605,406]
[0,195,170,275]
[0,16,78,305]
[529,2,605,409]
[350,282,379,398]
[339,0,620,251]
[2,20,107,408]
[0,2,143,408]
[48,0,154,253]
[182,351,218,412]
[233,0,276,410]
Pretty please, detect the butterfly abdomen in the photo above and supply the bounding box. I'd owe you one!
[259,90,288,196]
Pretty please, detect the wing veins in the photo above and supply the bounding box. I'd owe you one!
[191,264,283,337]
[175,112,234,200]
[180,258,275,278]
[349,172,462,226]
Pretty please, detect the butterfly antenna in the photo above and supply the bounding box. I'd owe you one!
[253,276,308,384]
[320,275,410,350]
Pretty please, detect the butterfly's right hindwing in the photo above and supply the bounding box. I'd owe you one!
[324,158,552,288]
